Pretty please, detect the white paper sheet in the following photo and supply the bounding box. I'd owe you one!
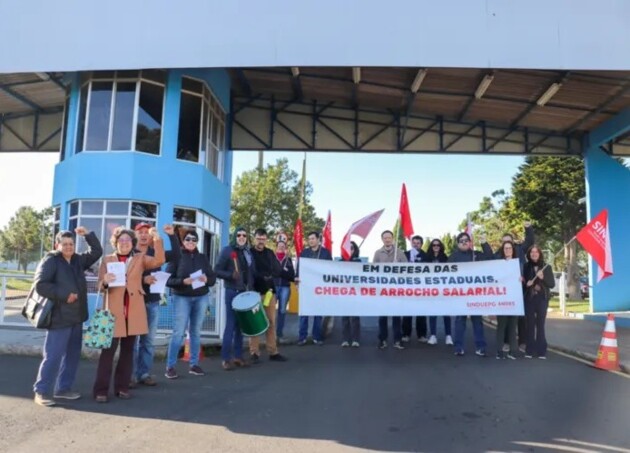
[190,270,205,289]
[150,271,171,294]
[106,262,126,287]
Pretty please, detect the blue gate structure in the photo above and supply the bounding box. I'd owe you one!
[0,0,629,329]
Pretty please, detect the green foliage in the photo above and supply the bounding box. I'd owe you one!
[0,206,52,273]
[230,158,324,250]
[440,233,457,256]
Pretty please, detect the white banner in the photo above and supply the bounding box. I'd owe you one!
[298,258,524,316]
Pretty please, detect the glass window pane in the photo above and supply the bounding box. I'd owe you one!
[142,70,166,84]
[81,201,104,215]
[211,114,219,146]
[116,70,139,79]
[173,207,196,224]
[201,102,208,152]
[182,77,203,94]
[75,85,89,153]
[131,202,157,219]
[69,201,79,217]
[106,201,129,215]
[111,82,136,150]
[104,218,127,242]
[177,93,201,162]
[68,218,78,233]
[85,81,113,150]
[81,217,103,243]
[136,82,164,155]
[53,206,60,221]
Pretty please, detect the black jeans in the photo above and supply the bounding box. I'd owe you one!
[402,316,427,338]
[525,292,548,357]
[378,317,402,342]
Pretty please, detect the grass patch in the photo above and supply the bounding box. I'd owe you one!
[549,297,591,314]
[0,269,34,275]
[6,278,33,292]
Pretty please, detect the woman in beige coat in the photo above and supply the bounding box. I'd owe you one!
[93,226,165,402]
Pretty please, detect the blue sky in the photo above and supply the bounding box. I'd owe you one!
[3,152,628,259]
[231,152,525,257]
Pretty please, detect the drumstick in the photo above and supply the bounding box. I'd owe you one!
[231,251,239,273]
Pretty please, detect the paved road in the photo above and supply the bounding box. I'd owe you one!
[1,321,628,453]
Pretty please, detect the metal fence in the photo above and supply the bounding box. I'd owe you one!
[0,274,222,337]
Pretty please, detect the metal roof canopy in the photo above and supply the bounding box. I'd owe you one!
[2,67,630,155]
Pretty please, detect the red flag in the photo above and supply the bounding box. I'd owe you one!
[399,183,414,240]
[322,210,332,252]
[340,209,385,260]
[294,218,304,257]
[576,209,613,282]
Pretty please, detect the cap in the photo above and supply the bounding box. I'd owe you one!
[134,222,152,231]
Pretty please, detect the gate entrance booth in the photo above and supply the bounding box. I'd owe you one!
[1,1,629,336]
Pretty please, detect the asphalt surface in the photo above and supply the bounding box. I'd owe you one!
[1,320,629,453]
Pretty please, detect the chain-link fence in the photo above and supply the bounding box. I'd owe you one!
[1,274,222,337]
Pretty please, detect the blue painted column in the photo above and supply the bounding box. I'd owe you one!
[583,110,630,312]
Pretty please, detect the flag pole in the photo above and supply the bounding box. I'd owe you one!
[393,216,400,261]
[529,236,577,284]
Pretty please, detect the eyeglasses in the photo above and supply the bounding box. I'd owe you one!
[117,238,132,244]
[184,236,198,243]
[458,239,470,244]
[236,233,247,238]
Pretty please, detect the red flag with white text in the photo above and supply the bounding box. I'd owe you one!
[576,209,613,282]
[322,210,332,252]
[340,209,385,260]
[399,183,414,240]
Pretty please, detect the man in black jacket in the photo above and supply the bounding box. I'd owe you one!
[402,235,429,343]
[249,228,287,363]
[131,222,181,387]
[33,227,102,406]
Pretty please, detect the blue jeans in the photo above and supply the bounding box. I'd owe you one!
[33,323,83,395]
[378,316,402,342]
[222,288,244,361]
[299,316,323,342]
[134,301,159,380]
[166,294,208,368]
[276,286,290,338]
[454,316,486,352]
[429,316,452,336]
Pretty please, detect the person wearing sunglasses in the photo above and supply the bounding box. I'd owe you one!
[95,226,165,402]
[448,231,492,357]
[215,227,257,370]
[402,235,429,344]
[164,230,217,379]
[426,239,453,346]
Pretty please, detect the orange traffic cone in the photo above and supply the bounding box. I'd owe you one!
[593,314,621,371]
[182,332,204,362]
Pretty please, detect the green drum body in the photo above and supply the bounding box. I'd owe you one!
[232,291,269,337]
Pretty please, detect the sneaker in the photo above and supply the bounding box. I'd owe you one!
[54,391,81,400]
[506,354,517,360]
[297,339,307,346]
[401,335,410,343]
[454,349,465,356]
[341,341,350,348]
[378,340,388,349]
[502,343,510,352]
[525,354,533,359]
[519,344,527,353]
[445,335,454,346]
[269,353,288,362]
[496,352,504,360]
[475,349,486,357]
[250,353,261,364]
[313,340,324,346]
[393,341,405,350]
[427,335,438,345]
[222,360,236,371]
[164,367,178,379]
[34,393,56,407]
[351,341,360,348]
[189,365,205,376]
[139,376,158,387]
[418,336,428,343]
[538,356,547,360]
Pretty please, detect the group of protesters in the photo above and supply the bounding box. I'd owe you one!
[30,219,554,407]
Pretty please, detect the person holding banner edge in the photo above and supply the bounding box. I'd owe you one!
[493,240,522,360]
[402,235,429,344]
[296,231,332,345]
[426,238,453,346]
[374,230,409,350]
[449,231,493,357]
[341,241,362,348]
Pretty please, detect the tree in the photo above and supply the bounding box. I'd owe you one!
[0,206,52,273]
[441,233,457,256]
[511,156,586,299]
[230,158,324,250]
